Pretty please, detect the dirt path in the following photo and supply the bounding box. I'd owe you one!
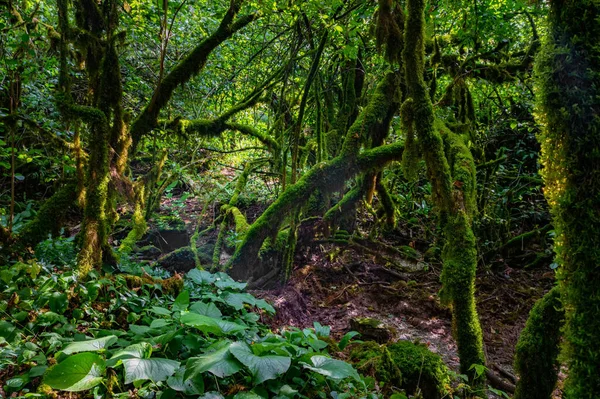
[255,242,553,379]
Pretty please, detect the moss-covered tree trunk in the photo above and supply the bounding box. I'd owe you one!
[513,287,564,399]
[403,0,485,383]
[535,1,600,396]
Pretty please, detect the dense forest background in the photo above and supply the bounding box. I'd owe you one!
[0,0,598,398]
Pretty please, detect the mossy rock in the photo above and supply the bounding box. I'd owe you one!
[387,341,451,399]
[156,246,196,273]
[349,317,393,343]
[398,245,420,260]
[350,341,450,399]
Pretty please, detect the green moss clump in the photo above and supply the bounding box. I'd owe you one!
[514,286,564,399]
[350,341,450,399]
[350,341,402,393]
[387,341,451,399]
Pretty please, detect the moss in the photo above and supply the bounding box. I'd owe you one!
[439,213,485,378]
[229,82,403,280]
[387,341,451,399]
[534,1,600,397]
[119,185,148,255]
[514,287,564,399]
[350,341,402,393]
[375,0,405,65]
[350,341,450,399]
[400,99,421,181]
[323,179,365,230]
[129,5,257,150]
[340,72,398,157]
[376,177,396,226]
[212,164,253,270]
[403,0,484,382]
[19,183,77,247]
[438,121,477,218]
[398,245,419,260]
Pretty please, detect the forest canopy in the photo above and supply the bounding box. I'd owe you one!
[1,0,599,398]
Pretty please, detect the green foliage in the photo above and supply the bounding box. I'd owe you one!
[0,260,371,398]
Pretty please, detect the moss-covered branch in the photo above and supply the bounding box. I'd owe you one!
[130,0,257,149]
[404,0,485,382]
[164,119,278,151]
[228,140,404,280]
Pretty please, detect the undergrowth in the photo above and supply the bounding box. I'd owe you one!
[0,251,369,399]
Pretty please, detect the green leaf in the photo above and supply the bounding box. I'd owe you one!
[198,392,225,399]
[338,331,360,350]
[122,358,180,384]
[107,342,152,367]
[61,335,118,355]
[150,306,172,316]
[221,292,256,310]
[233,392,263,399]
[302,356,360,381]
[216,319,247,334]
[190,301,222,318]
[173,290,190,312]
[254,299,275,314]
[229,342,291,384]
[6,374,29,391]
[185,341,242,378]
[313,322,330,337]
[167,367,204,395]
[213,272,247,290]
[187,269,216,285]
[180,313,223,334]
[44,353,105,392]
[49,292,68,314]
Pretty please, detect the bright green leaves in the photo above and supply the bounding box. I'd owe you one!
[122,358,180,384]
[190,301,222,318]
[302,356,361,382]
[61,335,118,355]
[185,341,242,378]
[230,342,291,384]
[180,312,246,335]
[26,268,367,397]
[44,353,105,392]
[107,342,153,367]
[172,289,190,312]
[49,292,68,314]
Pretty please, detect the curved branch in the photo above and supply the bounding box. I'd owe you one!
[130,0,258,148]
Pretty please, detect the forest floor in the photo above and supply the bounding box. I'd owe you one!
[146,193,555,395]
[255,240,553,374]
